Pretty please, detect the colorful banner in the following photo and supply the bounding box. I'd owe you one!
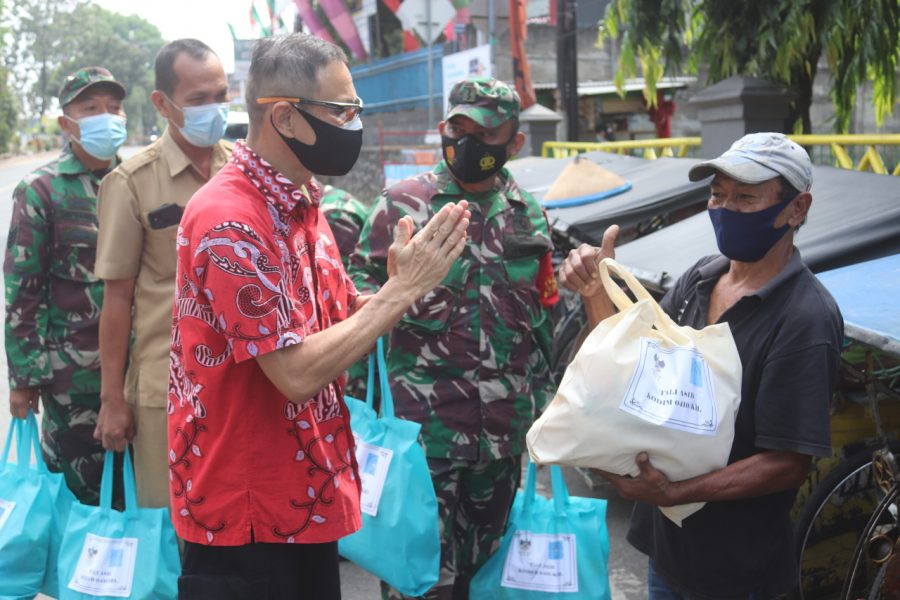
[352,0,378,56]
[318,0,368,59]
[293,0,336,43]
[250,3,272,37]
[508,0,536,109]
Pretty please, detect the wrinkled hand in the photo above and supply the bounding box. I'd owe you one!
[388,201,470,298]
[9,387,40,419]
[93,396,135,452]
[593,452,675,506]
[559,224,619,298]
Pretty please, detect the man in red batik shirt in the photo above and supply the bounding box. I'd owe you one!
[169,34,470,599]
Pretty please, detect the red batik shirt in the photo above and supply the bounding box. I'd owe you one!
[168,141,361,545]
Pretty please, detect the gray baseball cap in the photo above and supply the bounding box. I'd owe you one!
[689,132,813,191]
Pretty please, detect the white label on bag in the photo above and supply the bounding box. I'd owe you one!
[620,337,719,435]
[501,531,578,592]
[353,435,393,517]
[68,533,138,597]
[0,498,15,532]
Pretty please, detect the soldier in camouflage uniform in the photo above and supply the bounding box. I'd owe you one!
[351,77,559,600]
[319,183,373,400]
[320,183,370,266]
[4,67,127,504]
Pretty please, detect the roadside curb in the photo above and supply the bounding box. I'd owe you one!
[0,150,58,168]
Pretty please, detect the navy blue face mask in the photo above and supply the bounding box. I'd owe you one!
[708,199,793,262]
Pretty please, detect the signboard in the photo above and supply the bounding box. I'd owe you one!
[395,0,456,45]
[232,39,255,82]
[352,0,377,56]
[441,44,492,117]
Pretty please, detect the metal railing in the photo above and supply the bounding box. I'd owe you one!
[542,134,900,175]
[542,137,701,160]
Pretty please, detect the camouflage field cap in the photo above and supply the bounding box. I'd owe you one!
[446,77,520,128]
[58,67,126,108]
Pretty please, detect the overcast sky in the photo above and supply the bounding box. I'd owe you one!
[92,0,293,73]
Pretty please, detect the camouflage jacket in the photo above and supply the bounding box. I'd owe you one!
[4,149,110,393]
[320,184,369,266]
[350,160,556,461]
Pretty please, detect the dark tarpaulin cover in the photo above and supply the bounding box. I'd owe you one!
[614,165,900,292]
[507,152,710,239]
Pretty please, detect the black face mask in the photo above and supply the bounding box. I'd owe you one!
[273,107,363,176]
[441,134,511,183]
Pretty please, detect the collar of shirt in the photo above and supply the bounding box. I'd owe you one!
[697,248,805,301]
[694,248,807,325]
[433,159,525,219]
[161,126,230,179]
[57,145,116,177]
[230,140,320,218]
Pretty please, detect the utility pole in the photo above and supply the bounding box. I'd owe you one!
[556,0,578,141]
[426,0,434,126]
[488,0,496,73]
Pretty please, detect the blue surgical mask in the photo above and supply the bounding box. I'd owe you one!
[708,199,792,262]
[169,97,229,147]
[68,113,127,160]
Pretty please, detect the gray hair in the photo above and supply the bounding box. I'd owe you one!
[246,34,348,125]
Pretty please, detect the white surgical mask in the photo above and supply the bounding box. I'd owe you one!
[167,95,228,147]
[67,113,127,160]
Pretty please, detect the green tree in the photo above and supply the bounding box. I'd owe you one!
[599,0,900,133]
[0,0,19,153]
[5,0,165,137]
[0,64,18,152]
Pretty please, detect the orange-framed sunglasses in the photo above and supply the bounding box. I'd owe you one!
[256,96,364,126]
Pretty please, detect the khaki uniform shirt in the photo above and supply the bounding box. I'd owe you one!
[95,128,231,408]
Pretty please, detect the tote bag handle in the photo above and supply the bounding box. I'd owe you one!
[1,411,49,474]
[99,447,139,517]
[598,258,692,346]
[364,337,395,420]
[522,461,570,517]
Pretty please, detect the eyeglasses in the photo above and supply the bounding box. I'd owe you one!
[256,96,364,126]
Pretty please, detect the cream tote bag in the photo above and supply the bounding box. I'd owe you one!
[526,258,742,525]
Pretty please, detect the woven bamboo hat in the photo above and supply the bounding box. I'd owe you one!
[542,155,631,208]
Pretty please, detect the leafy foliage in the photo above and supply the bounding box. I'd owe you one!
[0,1,17,153]
[4,0,165,137]
[599,0,900,133]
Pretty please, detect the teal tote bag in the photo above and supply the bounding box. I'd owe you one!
[470,462,611,600]
[0,411,74,600]
[58,447,180,600]
[339,337,441,597]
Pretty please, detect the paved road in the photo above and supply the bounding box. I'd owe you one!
[1,148,648,599]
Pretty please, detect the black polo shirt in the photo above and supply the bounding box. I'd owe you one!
[627,249,843,600]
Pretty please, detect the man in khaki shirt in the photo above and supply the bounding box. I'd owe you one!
[94,38,232,507]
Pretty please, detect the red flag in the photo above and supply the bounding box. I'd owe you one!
[508,0,537,109]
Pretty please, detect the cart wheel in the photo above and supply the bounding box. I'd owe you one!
[793,443,900,599]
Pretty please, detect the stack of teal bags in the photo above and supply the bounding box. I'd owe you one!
[0,411,180,600]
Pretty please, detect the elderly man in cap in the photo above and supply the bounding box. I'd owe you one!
[561,132,843,599]
[351,76,558,599]
[4,67,127,504]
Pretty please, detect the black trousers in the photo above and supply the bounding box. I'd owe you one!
[178,540,341,600]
